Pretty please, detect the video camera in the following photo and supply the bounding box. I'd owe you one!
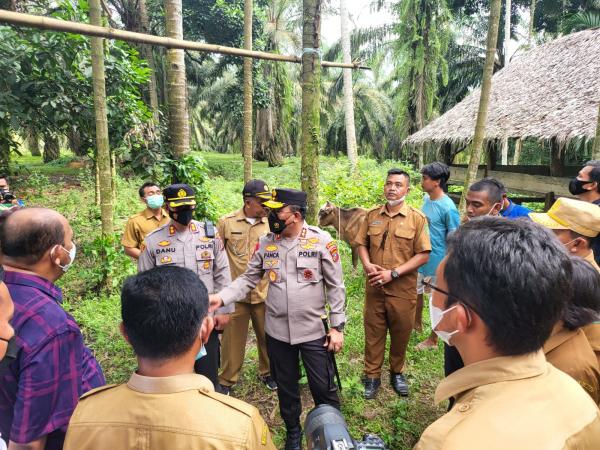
[0,189,16,205]
[304,405,387,450]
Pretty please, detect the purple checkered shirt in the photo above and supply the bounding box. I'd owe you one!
[0,271,105,449]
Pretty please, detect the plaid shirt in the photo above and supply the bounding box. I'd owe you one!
[0,271,105,449]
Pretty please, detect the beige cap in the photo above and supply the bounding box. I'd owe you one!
[529,197,600,238]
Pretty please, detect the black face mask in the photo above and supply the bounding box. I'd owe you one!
[170,208,194,226]
[569,178,591,196]
[0,336,18,376]
[268,211,288,234]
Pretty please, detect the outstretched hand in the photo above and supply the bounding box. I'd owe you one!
[208,294,224,313]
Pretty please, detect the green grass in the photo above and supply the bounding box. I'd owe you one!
[13,152,445,449]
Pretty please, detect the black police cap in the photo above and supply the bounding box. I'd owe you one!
[163,183,196,208]
[243,179,271,200]
[264,188,307,209]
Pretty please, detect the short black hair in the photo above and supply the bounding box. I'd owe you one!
[387,168,410,183]
[444,217,571,356]
[468,178,504,204]
[288,204,307,219]
[562,257,600,330]
[121,266,208,359]
[138,182,159,198]
[585,160,600,193]
[0,208,65,265]
[421,162,450,192]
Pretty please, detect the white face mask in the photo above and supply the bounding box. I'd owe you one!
[387,196,406,207]
[54,243,77,272]
[429,297,459,345]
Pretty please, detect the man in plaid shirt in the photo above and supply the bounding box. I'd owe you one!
[0,208,105,450]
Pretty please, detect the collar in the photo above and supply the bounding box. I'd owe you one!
[143,207,167,220]
[235,207,266,224]
[127,372,214,394]
[3,270,63,304]
[378,201,409,218]
[543,322,577,353]
[501,199,514,216]
[434,350,547,404]
[584,251,600,273]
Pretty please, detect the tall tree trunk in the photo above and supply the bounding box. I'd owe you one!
[459,0,502,213]
[301,0,322,224]
[255,106,284,167]
[592,104,600,160]
[529,0,536,41]
[139,0,160,124]
[90,0,114,236]
[243,0,253,182]
[164,0,189,158]
[26,129,41,156]
[340,0,358,173]
[43,134,59,163]
[549,138,565,177]
[500,0,511,166]
[67,126,87,156]
[513,138,522,164]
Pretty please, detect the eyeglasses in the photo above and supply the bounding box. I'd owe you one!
[422,280,480,317]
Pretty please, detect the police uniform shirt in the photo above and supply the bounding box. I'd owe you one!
[121,207,170,250]
[219,224,346,344]
[138,220,233,314]
[217,208,269,303]
[63,373,276,450]
[356,202,431,299]
[413,351,600,450]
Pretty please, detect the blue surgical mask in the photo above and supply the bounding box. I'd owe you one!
[195,345,207,361]
[146,194,164,210]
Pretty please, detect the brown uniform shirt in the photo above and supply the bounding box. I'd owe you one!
[219,224,346,344]
[544,323,600,404]
[121,207,170,250]
[218,208,269,304]
[583,251,600,354]
[414,351,600,450]
[63,373,276,450]
[356,202,431,300]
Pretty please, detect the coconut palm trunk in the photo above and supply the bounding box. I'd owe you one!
[340,0,358,172]
[243,0,253,182]
[301,0,322,224]
[139,0,160,124]
[164,0,190,157]
[89,0,114,235]
[459,0,502,213]
[593,104,600,160]
[501,0,511,165]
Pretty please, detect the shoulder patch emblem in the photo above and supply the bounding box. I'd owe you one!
[327,242,339,262]
[158,240,171,247]
[160,256,172,264]
[303,269,314,280]
[266,244,278,252]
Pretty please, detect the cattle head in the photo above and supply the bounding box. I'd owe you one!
[318,201,337,228]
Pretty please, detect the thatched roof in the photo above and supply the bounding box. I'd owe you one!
[405,28,600,146]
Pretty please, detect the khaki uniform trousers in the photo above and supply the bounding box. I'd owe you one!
[364,286,416,377]
[219,302,270,386]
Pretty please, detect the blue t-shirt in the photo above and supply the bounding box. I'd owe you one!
[418,194,460,277]
[501,199,531,219]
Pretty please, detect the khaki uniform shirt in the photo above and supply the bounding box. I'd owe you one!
[218,208,269,304]
[356,203,431,300]
[219,224,346,344]
[414,351,600,450]
[63,373,276,450]
[138,220,233,314]
[544,323,600,404]
[121,207,169,250]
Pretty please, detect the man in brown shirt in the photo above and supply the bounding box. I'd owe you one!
[218,180,275,393]
[121,182,169,258]
[356,168,431,399]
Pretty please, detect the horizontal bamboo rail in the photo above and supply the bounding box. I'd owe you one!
[0,10,370,70]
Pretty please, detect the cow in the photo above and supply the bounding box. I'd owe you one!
[318,201,367,269]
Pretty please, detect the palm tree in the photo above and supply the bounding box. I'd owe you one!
[243,0,253,182]
[340,0,358,172]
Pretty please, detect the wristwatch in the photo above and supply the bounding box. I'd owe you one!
[391,269,400,280]
[332,322,346,333]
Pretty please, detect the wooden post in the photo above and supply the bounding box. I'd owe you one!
[544,191,555,211]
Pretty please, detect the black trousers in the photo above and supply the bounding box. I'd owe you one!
[194,329,220,387]
[266,334,340,429]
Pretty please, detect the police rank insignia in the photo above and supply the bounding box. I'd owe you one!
[190,223,198,233]
[200,236,211,242]
[158,240,171,247]
[169,225,176,236]
[303,269,314,280]
[160,256,172,264]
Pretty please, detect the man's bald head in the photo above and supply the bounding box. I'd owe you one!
[1,208,68,265]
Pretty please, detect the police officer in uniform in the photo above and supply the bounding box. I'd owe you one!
[209,188,346,450]
[138,184,233,388]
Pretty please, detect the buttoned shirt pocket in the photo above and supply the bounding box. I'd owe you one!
[297,256,322,283]
[196,248,214,274]
[155,250,182,266]
[367,226,384,250]
[393,227,415,252]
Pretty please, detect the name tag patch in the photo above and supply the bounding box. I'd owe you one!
[156,247,176,255]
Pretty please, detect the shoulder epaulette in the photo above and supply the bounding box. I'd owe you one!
[145,223,168,239]
[79,384,119,400]
[200,389,256,418]
[409,206,427,218]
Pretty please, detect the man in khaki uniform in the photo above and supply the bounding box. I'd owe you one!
[356,168,431,399]
[218,180,275,393]
[64,266,275,450]
[414,217,600,450]
[121,182,169,258]
[210,188,345,450]
[530,197,600,366]
[138,184,233,389]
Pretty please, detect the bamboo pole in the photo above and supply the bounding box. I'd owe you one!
[0,10,368,69]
